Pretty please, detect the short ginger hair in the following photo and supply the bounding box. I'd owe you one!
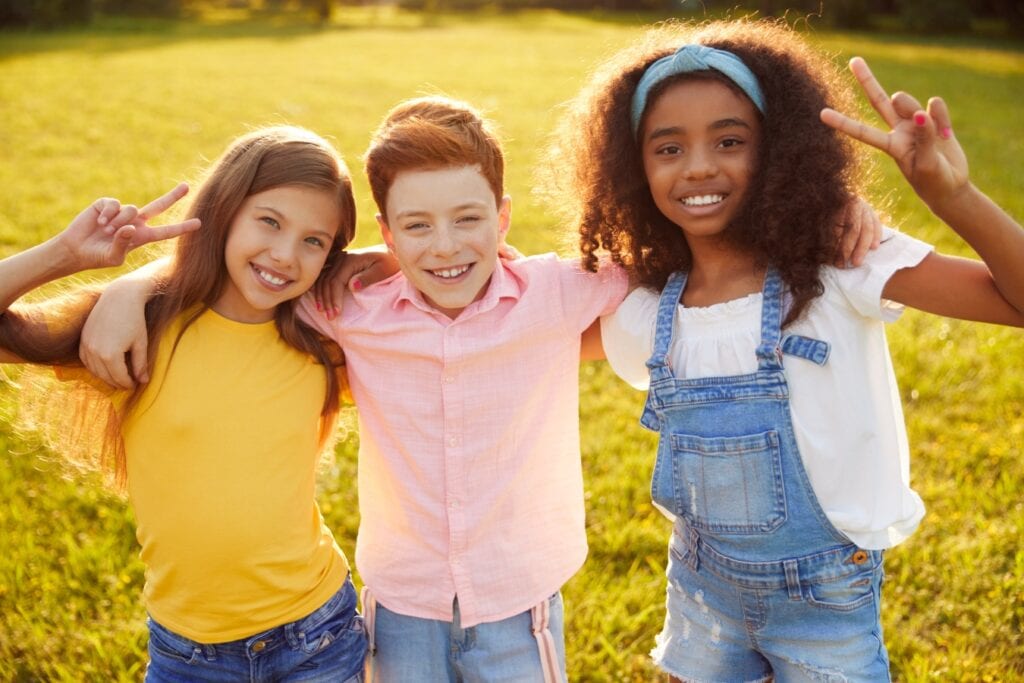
[364,96,505,216]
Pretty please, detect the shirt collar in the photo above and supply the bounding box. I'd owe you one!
[393,258,522,320]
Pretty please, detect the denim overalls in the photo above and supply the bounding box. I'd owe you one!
[642,268,891,682]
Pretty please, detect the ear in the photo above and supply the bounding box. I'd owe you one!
[377,214,395,253]
[498,195,512,240]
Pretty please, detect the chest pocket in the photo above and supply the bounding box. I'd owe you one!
[651,430,787,534]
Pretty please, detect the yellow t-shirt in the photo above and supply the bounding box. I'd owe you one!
[122,309,348,642]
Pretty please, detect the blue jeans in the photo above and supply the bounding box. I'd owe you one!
[370,593,566,682]
[146,578,367,682]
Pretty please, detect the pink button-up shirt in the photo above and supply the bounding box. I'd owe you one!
[300,254,626,627]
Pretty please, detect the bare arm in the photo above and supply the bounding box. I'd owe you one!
[581,318,605,361]
[822,57,1024,325]
[78,256,172,388]
[0,185,199,363]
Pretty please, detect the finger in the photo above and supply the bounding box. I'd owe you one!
[108,204,140,231]
[321,277,339,319]
[130,218,201,248]
[927,96,953,139]
[137,182,190,222]
[90,354,134,390]
[848,57,899,129]
[108,225,137,264]
[130,337,150,385]
[820,108,890,153]
[912,109,941,170]
[890,91,923,120]
[94,198,122,227]
[105,351,137,390]
[849,202,878,267]
[313,277,328,315]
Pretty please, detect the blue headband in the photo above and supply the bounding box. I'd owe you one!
[630,44,766,137]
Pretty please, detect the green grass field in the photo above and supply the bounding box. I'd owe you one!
[1,9,1022,681]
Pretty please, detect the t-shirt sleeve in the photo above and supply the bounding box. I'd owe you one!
[599,287,660,391]
[557,258,629,334]
[828,227,933,322]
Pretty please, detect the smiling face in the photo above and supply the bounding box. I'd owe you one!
[216,185,341,323]
[641,77,761,248]
[379,165,510,319]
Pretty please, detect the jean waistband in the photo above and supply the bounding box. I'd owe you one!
[672,525,883,592]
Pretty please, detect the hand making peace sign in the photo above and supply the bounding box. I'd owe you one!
[820,57,970,212]
[55,182,201,271]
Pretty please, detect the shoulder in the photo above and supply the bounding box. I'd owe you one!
[600,286,661,389]
[818,228,934,320]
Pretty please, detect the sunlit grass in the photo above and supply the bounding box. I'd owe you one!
[1,11,1022,681]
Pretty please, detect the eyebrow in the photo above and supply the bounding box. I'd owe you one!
[392,201,490,221]
[646,117,753,142]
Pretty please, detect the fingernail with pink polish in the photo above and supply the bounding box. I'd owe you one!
[352,279,363,292]
[941,127,952,139]
[914,113,927,127]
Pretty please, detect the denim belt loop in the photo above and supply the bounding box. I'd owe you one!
[284,621,300,649]
[783,559,802,601]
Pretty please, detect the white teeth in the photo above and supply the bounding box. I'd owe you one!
[682,194,724,206]
[254,266,287,286]
[432,265,470,279]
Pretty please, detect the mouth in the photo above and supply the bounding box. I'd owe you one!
[680,193,726,207]
[251,263,293,290]
[428,263,473,281]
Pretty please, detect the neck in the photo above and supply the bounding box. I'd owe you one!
[683,241,763,308]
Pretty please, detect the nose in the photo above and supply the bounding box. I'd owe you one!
[268,235,297,266]
[429,224,459,257]
[682,147,718,181]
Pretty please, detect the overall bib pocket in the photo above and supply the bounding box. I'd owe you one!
[653,430,787,533]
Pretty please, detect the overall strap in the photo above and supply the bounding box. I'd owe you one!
[645,271,689,382]
[755,266,786,371]
[640,271,687,431]
[758,267,831,367]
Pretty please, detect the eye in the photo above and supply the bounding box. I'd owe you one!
[261,216,280,229]
[655,143,683,156]
[404,222,429,231]
[305,236,327,248]
[456,215,481,225]
[719,137,745,149]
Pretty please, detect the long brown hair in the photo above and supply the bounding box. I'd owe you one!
[4,125,357,488]
[541,18,867,325]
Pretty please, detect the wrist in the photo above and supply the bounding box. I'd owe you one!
[924,181,977,221]
[40,235,85,279]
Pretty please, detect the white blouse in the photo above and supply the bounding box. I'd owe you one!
[601,229,933,550]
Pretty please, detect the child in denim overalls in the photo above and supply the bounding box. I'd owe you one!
[547,20,1024,681]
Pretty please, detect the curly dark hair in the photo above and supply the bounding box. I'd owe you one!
[542,18,867,325]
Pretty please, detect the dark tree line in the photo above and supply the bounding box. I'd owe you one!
[2,0,1020,36]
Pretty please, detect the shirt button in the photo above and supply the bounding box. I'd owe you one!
[444,374,455,383]
[252,640,267,653]
[449,436,457,447]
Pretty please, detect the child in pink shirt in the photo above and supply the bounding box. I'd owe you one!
[303,97,627,681]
